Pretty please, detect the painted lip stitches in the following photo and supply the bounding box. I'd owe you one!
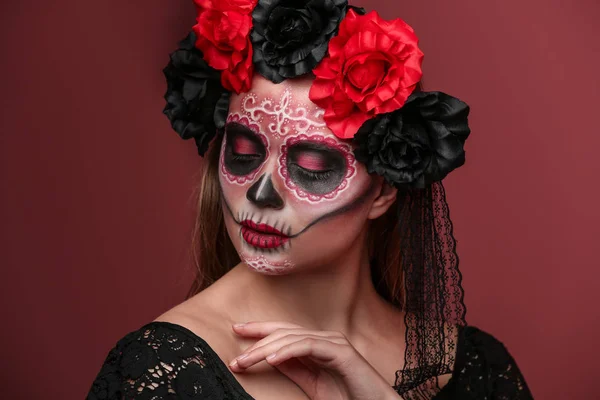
[240,220,289,249]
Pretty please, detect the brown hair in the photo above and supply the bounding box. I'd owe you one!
[184,132,403,307]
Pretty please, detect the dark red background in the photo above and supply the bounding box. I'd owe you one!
[1,0,598,398]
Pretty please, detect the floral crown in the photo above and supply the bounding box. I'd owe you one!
[162,0,471,189]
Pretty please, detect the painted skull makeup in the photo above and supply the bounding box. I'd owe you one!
[219,76,376,275]
[160,8,476,396]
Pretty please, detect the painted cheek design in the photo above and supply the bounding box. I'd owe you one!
[221,113,270,185]
[240,88,326,138]
[240,253,296,275]
[279,134,357,203]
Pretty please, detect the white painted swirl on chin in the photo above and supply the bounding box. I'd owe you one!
[240,253,297,275]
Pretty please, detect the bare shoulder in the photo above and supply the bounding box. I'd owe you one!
[151,275,311,400]
[153,285,243,363]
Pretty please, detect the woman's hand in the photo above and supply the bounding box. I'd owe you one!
[228,321,402,400]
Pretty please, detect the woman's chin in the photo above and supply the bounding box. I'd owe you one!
[238,250,298,276]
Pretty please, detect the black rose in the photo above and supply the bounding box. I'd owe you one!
[354,91,471,189]
[162,31,230,156]
[251,0,348,83]
[119,341,159,379]
[174,363,225,400]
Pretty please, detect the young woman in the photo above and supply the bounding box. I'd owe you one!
[87,2,533,399]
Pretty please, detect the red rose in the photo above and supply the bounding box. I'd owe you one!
[221,40,253,93]
[192,0,257,94]
[194,0,257,13]
[309,9,424,139]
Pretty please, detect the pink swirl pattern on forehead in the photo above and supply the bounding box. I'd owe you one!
[279,134,357,203]
[220,113,270,185]
[240,88,327,138]
[240,254,296,275]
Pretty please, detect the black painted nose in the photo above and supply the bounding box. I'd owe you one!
[246,174,284,209]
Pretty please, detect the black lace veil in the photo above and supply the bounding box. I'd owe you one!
[393,181,467,398]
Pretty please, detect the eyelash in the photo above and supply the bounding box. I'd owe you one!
[293,165,334,181]
[231,153,261,162]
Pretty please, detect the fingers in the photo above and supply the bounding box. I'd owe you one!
[234,325,346,355]
[265,338,350,366]
[233,321,304,337]
[230,334,349,371]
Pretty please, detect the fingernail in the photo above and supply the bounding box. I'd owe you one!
[236,353,249,360]
[266,353,277,360]
[229,359,238,367]
[233,323,246,328]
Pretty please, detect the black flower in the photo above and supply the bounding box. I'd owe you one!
[119,341,159,379]
[174,363,225,400]
[162,31,230,156]
[251,0,348,83]
[353,91,471,189]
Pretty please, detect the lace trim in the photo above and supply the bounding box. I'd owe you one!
[88,323,532,400]
[394,181,467,398]
[87,322,247,400]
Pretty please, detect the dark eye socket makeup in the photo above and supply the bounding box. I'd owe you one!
[223,125,349,194]
[287,142,347,194]
[288,142,345,171]
[293,151,332,172]
[224,123,266,175]
[232,135,260,156]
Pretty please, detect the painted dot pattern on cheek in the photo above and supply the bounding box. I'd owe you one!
[240,88,326,138]
[221,113,270,185]
[278,134,357,203]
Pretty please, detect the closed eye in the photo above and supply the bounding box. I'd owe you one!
[292,166,334,181]
[285,141,347,195]
[293,152,331,172]
[223,121,266,176]
[232,136,260,157]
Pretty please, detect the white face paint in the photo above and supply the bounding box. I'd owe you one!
[219,75,376,275]
[240,87,326,138]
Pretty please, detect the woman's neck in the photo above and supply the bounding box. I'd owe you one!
[214,235,400,344]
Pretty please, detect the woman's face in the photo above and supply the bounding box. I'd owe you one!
[219,75,377,275]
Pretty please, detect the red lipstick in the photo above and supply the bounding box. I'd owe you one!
[240,220,289,249]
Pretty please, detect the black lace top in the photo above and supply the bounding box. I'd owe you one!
[87,322,533,400]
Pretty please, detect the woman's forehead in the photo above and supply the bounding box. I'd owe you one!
[227,75,338,141]
[229,75,318,114]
